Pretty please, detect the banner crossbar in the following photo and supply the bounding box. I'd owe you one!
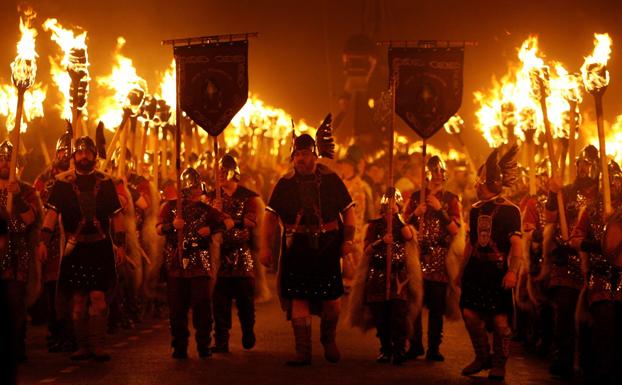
[377,39,478,48]
[162,32,259,47]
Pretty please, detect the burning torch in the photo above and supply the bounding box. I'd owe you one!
[7,14,38,214]
[443,115,478,177]
[68,46,89,138]
[518,107,538,197]
[531,66,569,240]
[582,33,613,218]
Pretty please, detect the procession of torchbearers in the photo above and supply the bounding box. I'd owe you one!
[2,9,622,385]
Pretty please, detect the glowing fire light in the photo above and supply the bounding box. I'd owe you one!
[95,37,147,130]
[581,33,612,93]
[444,115,464,135]
[475,36,583,147]
[155,60,176,124]
[586,115,622,165]
[0,11,46,133]
[43,18,89,120]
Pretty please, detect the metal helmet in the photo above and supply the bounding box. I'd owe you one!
[73,136,97,158]
[576,144,600,182]
[180,167,203,194]
[290,133,316,159]
[56,130,73,154]
[426,155,447,181]
[609,159,622,194]
[380,187,404,212]
[219,154,240,182]
[0,140,13,161]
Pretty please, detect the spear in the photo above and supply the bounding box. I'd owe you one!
[385,79,396,300]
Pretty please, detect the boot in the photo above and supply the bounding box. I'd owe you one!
[489,326,511,381]
[285,317,312,366]
[461,322,492,376]
[89,315,111,362]
[70,318,93,361]
[242,328,256,350]
[320,318,340,363]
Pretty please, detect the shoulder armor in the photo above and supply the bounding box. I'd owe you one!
[55,169,76,183]
[316,163,335,175]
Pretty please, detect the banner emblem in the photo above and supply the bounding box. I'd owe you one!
[174,40,248,136]
[389,47,464,139]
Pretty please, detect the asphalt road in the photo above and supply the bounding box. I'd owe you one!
[17,276,573,385]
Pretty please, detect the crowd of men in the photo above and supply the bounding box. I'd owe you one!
[1,126,621,385]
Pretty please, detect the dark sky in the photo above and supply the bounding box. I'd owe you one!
[1,0,622,151]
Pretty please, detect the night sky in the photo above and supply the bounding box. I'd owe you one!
[1,0,622,155]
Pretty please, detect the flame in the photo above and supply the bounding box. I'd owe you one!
[581,33,612,93]
[475,36,584,147]
[0,83,47,133]
[0,11,46,133]
[43,18,89,120]
[226,95,312,158]
[155,59,176,124]
[95,37,146,130]
[443,115,464,135]
[11,13,38,89]
[587,115,622,164]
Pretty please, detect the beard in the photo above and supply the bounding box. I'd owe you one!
[55,158,70,171]
[75,158,96,173]
[0,167,9,180]
[295,160,314,175]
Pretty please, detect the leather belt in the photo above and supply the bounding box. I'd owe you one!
[67,233,106,243]
[285,220,339,234]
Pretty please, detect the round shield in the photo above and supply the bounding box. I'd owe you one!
[602,207,622,268]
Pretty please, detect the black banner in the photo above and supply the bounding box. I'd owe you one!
[174,40,248,136]
[389,47,463,139]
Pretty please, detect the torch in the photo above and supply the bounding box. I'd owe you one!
[140,95,157,176]
[531,66,569,240]
[68,46,89,138]
[582,33,613,218]
[443,115,478,177]
[519,108,538,196]
[7,15,38,214]
[566,90,581,183]
[119,85,146,178]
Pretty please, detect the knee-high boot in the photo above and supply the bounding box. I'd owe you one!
[70,318,92,361]
[489,326,511,380]
[285,317,312,366]
[320,318,340,363]
[89,315,111,362]
[461,321,492,375]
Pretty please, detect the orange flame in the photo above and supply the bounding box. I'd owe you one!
[0,12,46,133]
[581,33,612,93]
[475,36,583,147]
[155,59,176,124]
[95,37,146,130]
[43,18,89,120]
[443,115,464,135]
[227,95,312,157]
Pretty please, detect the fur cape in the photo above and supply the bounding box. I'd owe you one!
[24,181,44,307]
[347,224,423,337]
[141,178,165,301]
[443,214,466,321]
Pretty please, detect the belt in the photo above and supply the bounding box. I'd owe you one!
[285,220,339,234]
[473,252,505,263]
[67,233,106,243]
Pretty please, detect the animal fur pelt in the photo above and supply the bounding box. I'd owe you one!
[250,196,271,303]
[117,178,143,293]
[348,224,423,338]
[25,183,44,307]
[141,179,165,301]
[444,214,466,321]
